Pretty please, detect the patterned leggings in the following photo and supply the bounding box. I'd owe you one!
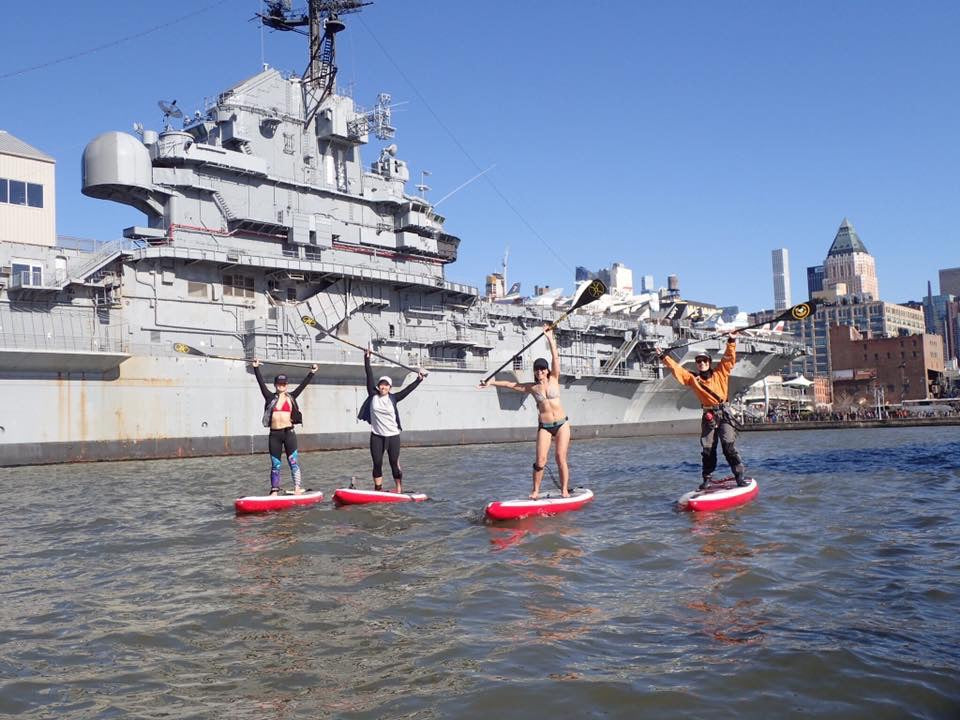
[268,427,302,490]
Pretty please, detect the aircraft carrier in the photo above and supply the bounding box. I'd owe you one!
[0,1,800,466]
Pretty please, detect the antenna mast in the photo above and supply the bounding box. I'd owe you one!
[259,1,372,125]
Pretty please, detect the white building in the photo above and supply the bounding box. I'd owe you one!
[772,247,791,311]
[0,130,56,249]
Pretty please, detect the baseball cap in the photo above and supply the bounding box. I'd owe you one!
[377,375,392,387]
[694,353,711,362]
[274,374,288,384]
[533,358,549,371]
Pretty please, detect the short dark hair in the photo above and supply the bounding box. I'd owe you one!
[533,357,549,371]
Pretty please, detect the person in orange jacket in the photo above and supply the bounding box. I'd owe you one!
[657,332,747,489]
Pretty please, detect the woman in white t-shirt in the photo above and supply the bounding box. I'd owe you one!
[357,348,426,492]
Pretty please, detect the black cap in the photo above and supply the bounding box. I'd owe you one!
[533,357,549,371]
[274,374,288,384]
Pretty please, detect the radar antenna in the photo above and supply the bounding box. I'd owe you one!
[258,1,372,126]
[158,99,183,128]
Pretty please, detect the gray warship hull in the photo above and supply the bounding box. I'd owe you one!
[0,2,800,466]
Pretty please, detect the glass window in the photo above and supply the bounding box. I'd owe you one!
[11,261,42,286]
[27,183,43,208]
[0,178,7,203]
[9,180,26,205]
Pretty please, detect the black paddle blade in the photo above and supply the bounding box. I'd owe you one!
[172,342,205,356]
[572,278,607,310]
[775,299,820,323]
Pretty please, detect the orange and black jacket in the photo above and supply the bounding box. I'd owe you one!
[662,338,737,409]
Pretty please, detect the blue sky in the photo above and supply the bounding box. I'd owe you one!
[2,0,957,311]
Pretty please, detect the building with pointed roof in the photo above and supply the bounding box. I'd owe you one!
[822,218,878,300]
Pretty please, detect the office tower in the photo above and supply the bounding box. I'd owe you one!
[772,248,791,311]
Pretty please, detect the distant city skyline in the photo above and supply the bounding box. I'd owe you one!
[1,1,958,311]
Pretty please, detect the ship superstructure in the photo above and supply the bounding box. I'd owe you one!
[0,1,801,465]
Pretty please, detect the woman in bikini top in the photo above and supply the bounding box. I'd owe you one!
[478,324,572,498]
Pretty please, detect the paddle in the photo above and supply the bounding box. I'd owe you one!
[481,278,608,384]
[171,342,308,369]
[657,299,821,355]
[300,315,423,374]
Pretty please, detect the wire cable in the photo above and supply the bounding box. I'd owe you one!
[0,0,234,81]
[357,15,573,274]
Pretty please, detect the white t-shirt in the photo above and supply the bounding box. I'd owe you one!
[370,394,400,436]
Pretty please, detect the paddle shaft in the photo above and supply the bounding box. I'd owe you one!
[302,317,421,373]
[661,299,820,354]
[481,311,570,384]
[173,344,308,369]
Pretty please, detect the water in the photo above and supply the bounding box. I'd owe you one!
[2,426,958,719]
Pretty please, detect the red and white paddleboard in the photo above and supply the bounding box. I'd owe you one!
[332,488,428,505]
[484,488,594,521]
[678,477,758,512]
[234,490,325,514]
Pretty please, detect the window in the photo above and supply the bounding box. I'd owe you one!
[223,274,255,298]
[187,281,208,299]
[9,180,26,205]
[11,261,42,286]
[513,355,524,371]
[286,287,297,301]
[389,324,396,338]
[0,178,6,203]
[27,183,43,208]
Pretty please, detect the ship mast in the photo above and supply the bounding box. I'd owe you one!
[259,0,371,125]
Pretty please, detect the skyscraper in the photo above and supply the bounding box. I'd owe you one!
[807,265,825,298]
[823,218,879,299]
[940,267,960,296]
[771,248,791,311]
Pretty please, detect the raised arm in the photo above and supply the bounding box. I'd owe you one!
[394,370,426,402]
[544,324,561,380]
[290,364,319,398]
[363,349,377,396]
[659,351,696,388]
[252,360,272,400]
[479,378,532,393]
[715,333,737,377]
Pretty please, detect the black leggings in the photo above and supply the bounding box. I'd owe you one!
[370,433,402,481]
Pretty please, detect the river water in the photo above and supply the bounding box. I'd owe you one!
[1,426,958,719]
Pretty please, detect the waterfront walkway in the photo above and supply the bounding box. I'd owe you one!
[742,415,960,432]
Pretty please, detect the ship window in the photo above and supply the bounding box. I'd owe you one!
[11,261,42,286]
[0,178,7,203]
[27,183,43,208]
[9,180,26,205]
[223,274,255,298]
[513,356,523,371]
[286,287,297,301]
[188,281,208,299]
[389,324,395,338]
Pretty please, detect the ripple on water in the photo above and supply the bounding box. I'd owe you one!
[0,428,958,718]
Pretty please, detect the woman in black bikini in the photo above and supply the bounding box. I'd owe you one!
[479,324,571,498]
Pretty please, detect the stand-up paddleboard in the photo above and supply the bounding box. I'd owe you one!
[234,490,325,514]
[485,488,594,521]
[332,487,428,505]
[678,477,758,512]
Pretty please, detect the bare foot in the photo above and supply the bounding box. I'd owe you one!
[561,489,571,498]
[293,487,305,495]
[528,491,539,500]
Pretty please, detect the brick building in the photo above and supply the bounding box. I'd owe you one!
[829,325,945,405]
